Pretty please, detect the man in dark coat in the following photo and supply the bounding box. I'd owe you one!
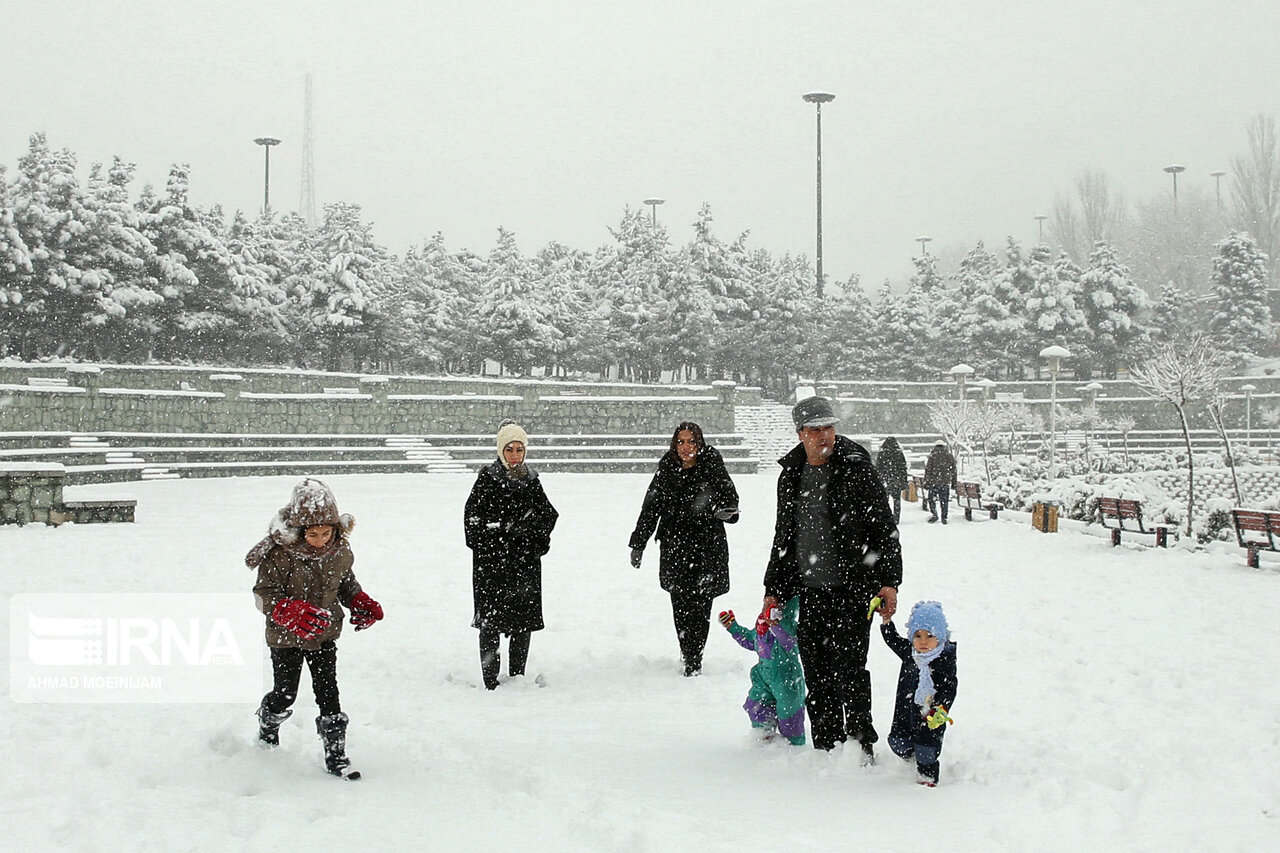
[630,422,740,676]
[763,396,902,756]
[923,441,958,524]
[876,436,909,524]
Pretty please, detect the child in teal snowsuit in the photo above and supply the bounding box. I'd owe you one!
[718,595,806,745]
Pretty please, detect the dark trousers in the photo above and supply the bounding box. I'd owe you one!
[797,586,876,751]
[927,487,950,522]
[669,589,714,672]
[479,629,531,688]
[262,642,341,717]
[890,492,902,524]
[889,721,947,782]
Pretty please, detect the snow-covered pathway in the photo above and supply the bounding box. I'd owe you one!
[3,473,1276,851]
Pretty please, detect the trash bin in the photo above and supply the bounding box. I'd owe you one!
[1031,502,1059,533]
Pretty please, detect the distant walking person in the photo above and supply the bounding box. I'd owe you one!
[464,420,559,690]
[763,396,902,757]
[876,436,909,524]
[629,421,740,677]
[923,441,957,524]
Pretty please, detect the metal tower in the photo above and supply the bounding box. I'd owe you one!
[299,73,318,227]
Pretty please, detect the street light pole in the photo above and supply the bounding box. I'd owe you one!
[1164,164,1186,211]
[949,363,974,400]
[1034,214,1048,244]
[1039,345,1071,479]
[803,92,835,299]
[253,136,282,216]
[916,236,932,256]
[1210,170,1226,213]
[643,197,665,228]
[1242,383,1257,451]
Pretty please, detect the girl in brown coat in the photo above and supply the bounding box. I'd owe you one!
[246,478,383,778]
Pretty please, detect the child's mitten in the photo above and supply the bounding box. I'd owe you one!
[717,610,735,629]
[349,591,384,630]
[271,598,332,639]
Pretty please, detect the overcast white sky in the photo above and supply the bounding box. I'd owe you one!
[5,1,1279,288]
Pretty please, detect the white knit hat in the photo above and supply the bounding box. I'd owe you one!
[496,420,529,467]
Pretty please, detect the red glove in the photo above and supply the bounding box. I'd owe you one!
[271,598,332,640]
[349,591,383,630]
[717,610,735,629]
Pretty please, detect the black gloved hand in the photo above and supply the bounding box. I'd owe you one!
[630,547,643,569]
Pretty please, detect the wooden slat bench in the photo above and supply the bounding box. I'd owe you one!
[1231,508,1280,567]
[955,481,1002,521]
[1097,497,1169,547]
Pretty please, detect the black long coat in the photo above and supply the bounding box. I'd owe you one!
[628,445,739,599]
[464,460,559,633]
[876,437,909,493]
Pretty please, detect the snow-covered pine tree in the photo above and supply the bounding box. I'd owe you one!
[1078,241,1150,378]
[598,209,671,381]
[309,201,385,370]
[477,227,557,376]
[1023,245,1089,374]
[0,164,33,347]
[754,253,816,393]
[1208,231,1272,363]
[817,272,872,382]
[957,241,1025,379]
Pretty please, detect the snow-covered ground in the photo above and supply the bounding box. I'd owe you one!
[4,472,1278,851]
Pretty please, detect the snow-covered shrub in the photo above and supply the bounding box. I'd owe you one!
[1194,497,1235,544]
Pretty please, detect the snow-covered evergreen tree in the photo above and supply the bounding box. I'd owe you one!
[955,241,1025,378]
[477,227,557,375]
[308,201,386,370]
[1023,245,1090,373]
[1208,231,1272,361]
[1078,241,1150,377]
[818,273,872,382]
[0,163,33,342]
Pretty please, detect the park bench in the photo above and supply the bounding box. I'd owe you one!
[1097,497,1169,547]
[1231,508,1280,567]
[954,481,1002,521]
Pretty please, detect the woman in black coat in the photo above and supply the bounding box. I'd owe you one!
[464,421,559,690]
[629,421,740,676]
[876,436,909,524]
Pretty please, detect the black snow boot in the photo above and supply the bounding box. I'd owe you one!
[316,712,359,779]
[256,701,292,746]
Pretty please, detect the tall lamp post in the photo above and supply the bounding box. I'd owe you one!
[643,197,665,228]
[1034,214,1048,244]
[916,235,933,256]
[1242,383,1257,451]
[253,136,282,216]
[803,91,835,298]
[1164,164,1186,211]
[1210,170,1226,213]
[1039,345,1071,479]
[949,363,974,400]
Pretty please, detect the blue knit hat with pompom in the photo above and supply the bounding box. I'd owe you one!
[906,600,949,643]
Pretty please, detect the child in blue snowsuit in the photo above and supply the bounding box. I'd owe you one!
[718,595,806,745]
[880,600,957,786]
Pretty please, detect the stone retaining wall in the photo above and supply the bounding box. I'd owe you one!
[0,464,135,525]
[0,368,742,436]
